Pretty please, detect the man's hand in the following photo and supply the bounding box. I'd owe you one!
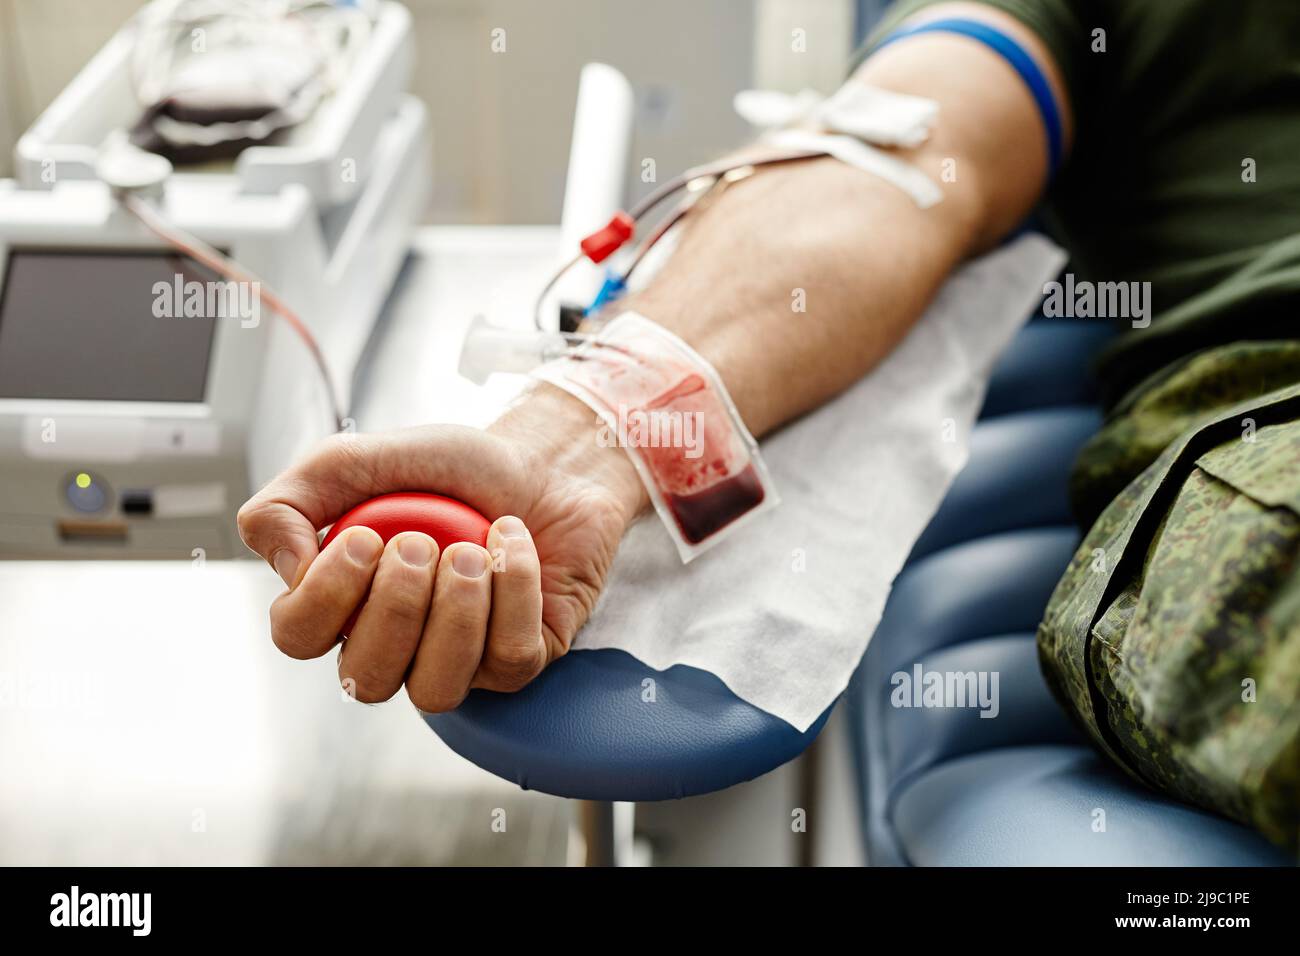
[237,386,646,710]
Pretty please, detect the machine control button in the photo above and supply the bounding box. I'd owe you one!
[120,490,154,516]
[64,471,109,513]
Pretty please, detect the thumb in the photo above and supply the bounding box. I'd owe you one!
[237,498,321,587]
[237,426,522,587]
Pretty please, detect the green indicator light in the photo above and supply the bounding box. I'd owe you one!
[75,472,92,489]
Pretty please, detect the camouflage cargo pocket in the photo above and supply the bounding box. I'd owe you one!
[1040,386,1300,855]
[1089,420,1300,850]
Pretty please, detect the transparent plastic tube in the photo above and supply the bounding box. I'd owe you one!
[534,312,779,562]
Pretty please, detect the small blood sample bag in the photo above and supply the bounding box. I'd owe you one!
[535,312,779,561]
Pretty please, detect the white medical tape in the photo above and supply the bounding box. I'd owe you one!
[734,83,944,208]
[763,129,943,208]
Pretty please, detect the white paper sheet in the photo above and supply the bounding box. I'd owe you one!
[571,233,1067,731]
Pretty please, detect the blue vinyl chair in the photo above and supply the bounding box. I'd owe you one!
[844,306,1292,866]
[425,267,1290,865]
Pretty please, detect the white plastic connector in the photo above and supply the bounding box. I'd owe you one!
[93,132,173,198]
[458,315,570,385]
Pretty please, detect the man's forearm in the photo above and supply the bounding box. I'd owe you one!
[498,6,1068,521]
[612,9,1066,438]
[619,149,974,438]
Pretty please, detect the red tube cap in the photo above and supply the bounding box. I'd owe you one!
[579,211,635,264]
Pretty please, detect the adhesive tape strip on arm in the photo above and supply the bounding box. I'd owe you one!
[734,81,943,207]
[735,83,939,149]
[764,128,943,208]
[533,312,780,563]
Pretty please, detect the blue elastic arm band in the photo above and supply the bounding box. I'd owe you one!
[876,17,1064,177]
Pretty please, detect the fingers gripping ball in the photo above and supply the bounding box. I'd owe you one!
[321,493,492,637]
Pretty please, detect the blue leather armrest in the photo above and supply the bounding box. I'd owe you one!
[426,648,830,802]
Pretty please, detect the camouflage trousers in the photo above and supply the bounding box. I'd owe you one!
[1038,341,1300,856]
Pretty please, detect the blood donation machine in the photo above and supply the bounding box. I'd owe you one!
[0,1,428,558]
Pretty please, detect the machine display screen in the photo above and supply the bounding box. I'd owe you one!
[0,250,219,402]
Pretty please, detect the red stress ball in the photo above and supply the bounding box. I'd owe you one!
[321,492,492,637]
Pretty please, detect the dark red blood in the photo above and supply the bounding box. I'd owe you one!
[321,493,491,637]
[664,463,766,544]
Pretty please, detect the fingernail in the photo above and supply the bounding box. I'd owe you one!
[497,516,528,538]
[346,528,383,564]
[399,534,434,567]
[273,549,299,587]
[452,546,487,578]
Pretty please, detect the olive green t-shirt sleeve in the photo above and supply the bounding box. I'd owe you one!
[857,0,1089,123]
